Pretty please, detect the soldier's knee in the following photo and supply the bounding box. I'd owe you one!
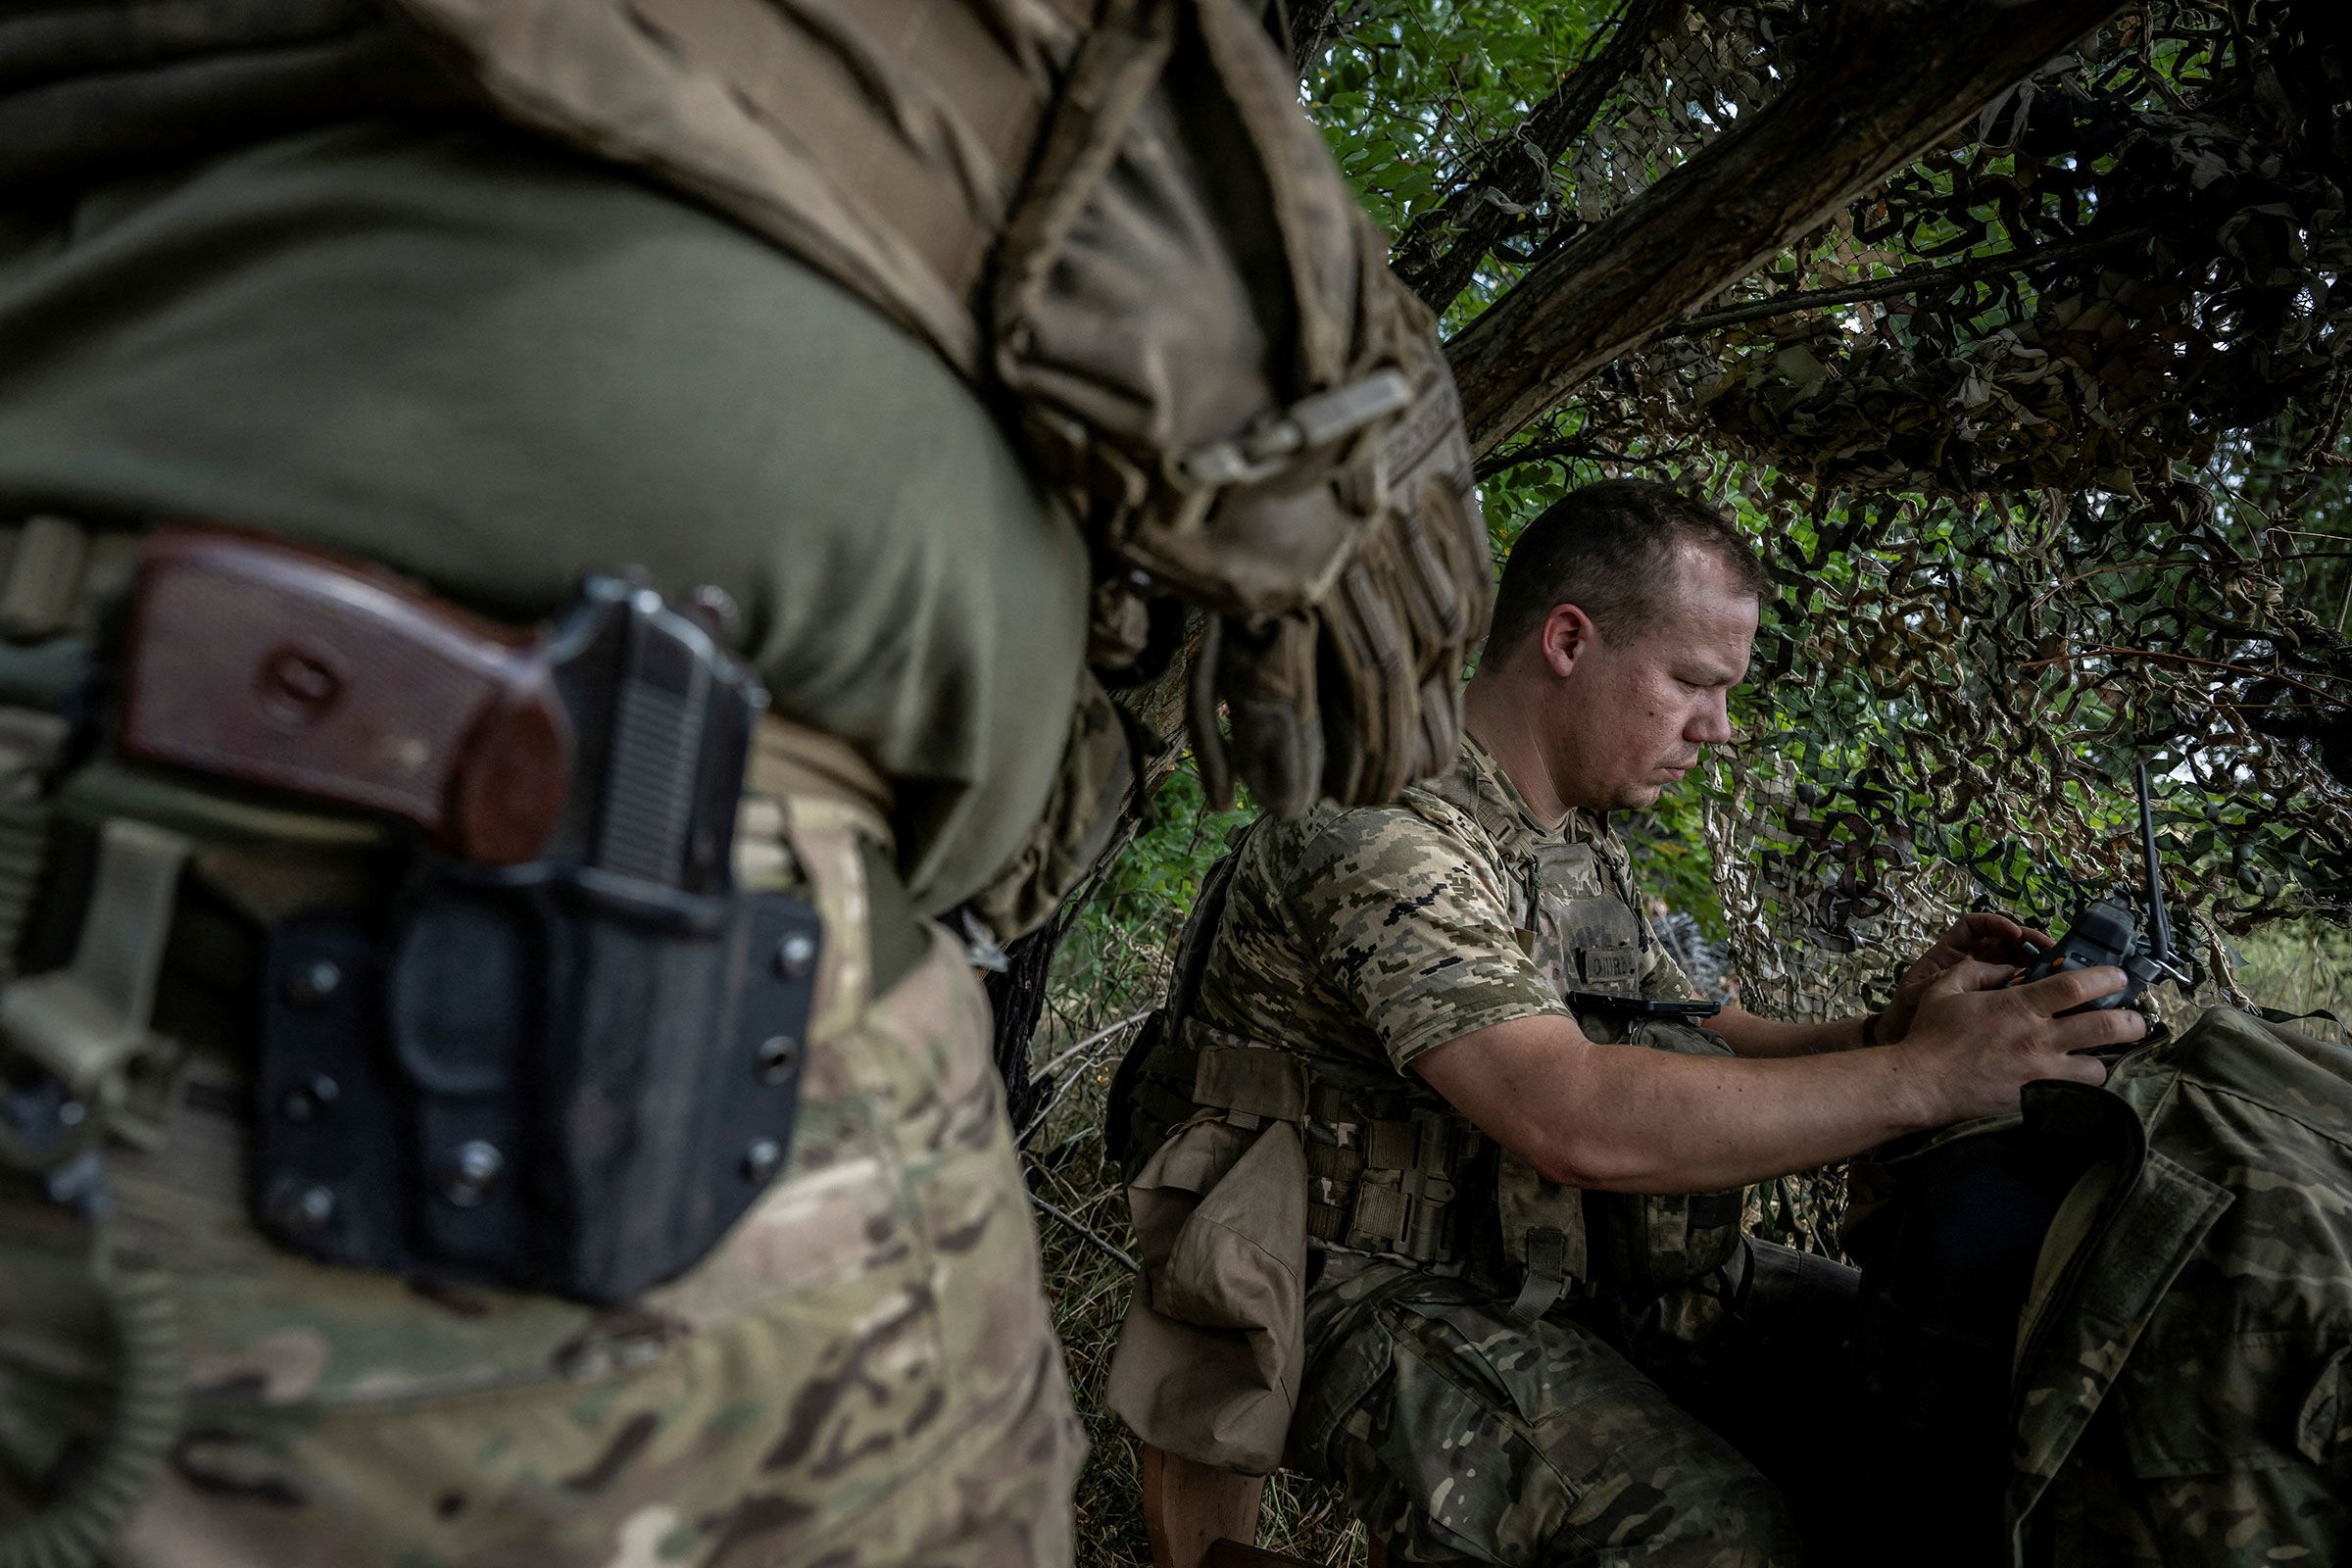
[1613,1457,1804,1567]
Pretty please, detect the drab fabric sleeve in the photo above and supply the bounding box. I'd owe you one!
[1282,806,1567,1072]
[1641,941,1700,1002]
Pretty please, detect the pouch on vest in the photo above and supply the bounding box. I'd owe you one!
[1583,1019,1745,1299]
[1495,1145,1590,1322]
[1538,855,1744,1302]
[1106,1108,1309,1475]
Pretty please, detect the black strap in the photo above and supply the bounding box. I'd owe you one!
[2257,1004,2344,1029]
[1506,1226,1570,1323]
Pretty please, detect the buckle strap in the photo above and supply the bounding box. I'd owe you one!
[0,515,87,641]
[1346,1106,1479,1262]
[1170,369,1415,490]
[0,516,140,646]
[0,817,193,1190]
[745,714,896,853]
[1507,1226,1572,1323]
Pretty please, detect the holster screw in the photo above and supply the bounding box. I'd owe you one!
[772,931,817,980]
[755,1036,800,1085]
[441,1141,505,1207]
[284,959,343,1008]
[280,1074,341,1124]
[269,1179,336,1236]
[740,1138,783,1184]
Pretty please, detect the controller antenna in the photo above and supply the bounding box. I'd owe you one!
[2135,761,2174,969]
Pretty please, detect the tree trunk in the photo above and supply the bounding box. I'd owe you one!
[1445,0,2127,460]
[1389,0,1687,318]
[1275,0,1356,78]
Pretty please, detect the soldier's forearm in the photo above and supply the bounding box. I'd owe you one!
[1413,1013,1938,1194]
[1698,1004,1870,1058]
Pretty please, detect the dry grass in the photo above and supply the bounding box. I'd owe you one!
[2228,917,2352,1037]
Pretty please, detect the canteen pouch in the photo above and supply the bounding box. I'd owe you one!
[1583,1019,1745,1299]
[1105,1109,1309,1475]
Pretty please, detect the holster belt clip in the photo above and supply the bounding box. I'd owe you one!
[0,817,191,1203]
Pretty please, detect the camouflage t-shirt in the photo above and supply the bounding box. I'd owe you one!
[1188,734,1693,1077]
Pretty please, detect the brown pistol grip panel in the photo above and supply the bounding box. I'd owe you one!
[118,525,570,864]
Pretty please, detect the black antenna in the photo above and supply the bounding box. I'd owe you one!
[2134,761,2173,966]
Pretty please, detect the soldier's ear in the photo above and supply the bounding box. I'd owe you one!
[1540,602,1597,679]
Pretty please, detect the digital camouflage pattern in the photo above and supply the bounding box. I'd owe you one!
[2003,1004,2352,1565]
[1116,732,1671,1182]
[1118,734,1846,1566]
[0,805,1083,1567]
[1195,732,1690,1081]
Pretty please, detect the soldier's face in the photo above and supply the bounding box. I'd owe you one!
[1545,548,1758,810]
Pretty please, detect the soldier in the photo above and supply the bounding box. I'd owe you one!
[1110,479,2149,1564]
[0,3,1489,1565]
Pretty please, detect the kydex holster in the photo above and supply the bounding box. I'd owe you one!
[119,530,822,1304]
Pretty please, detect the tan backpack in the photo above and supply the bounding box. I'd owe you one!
[391,0,1491,851]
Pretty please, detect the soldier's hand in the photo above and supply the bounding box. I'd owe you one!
[1879,911,2058,1043]
[1898,957,2144,1125]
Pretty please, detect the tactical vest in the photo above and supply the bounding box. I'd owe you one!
[1114,781,1746,1323]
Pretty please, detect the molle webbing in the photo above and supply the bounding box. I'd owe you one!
[1187,1026,1486,1267]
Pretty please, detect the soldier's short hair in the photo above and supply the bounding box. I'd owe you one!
[1486,479,1766,657]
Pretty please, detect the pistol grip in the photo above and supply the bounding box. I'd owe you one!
[120,525,573,863]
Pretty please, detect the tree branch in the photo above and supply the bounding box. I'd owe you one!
[1389,0,1686,316]
[1029,1192,1138,1273]
[2017,645,2346,704]
[1664,227,2152,337]
[1276,0,1372,80]
[1444,0,2129,461]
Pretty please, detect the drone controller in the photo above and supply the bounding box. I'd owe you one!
[2013,763,2191,1018]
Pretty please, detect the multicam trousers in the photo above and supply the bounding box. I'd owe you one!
[1292,1239,1859,1568]
[0,813,1083,1568]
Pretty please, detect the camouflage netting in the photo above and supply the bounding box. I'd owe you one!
[1481,0,2352,1019]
